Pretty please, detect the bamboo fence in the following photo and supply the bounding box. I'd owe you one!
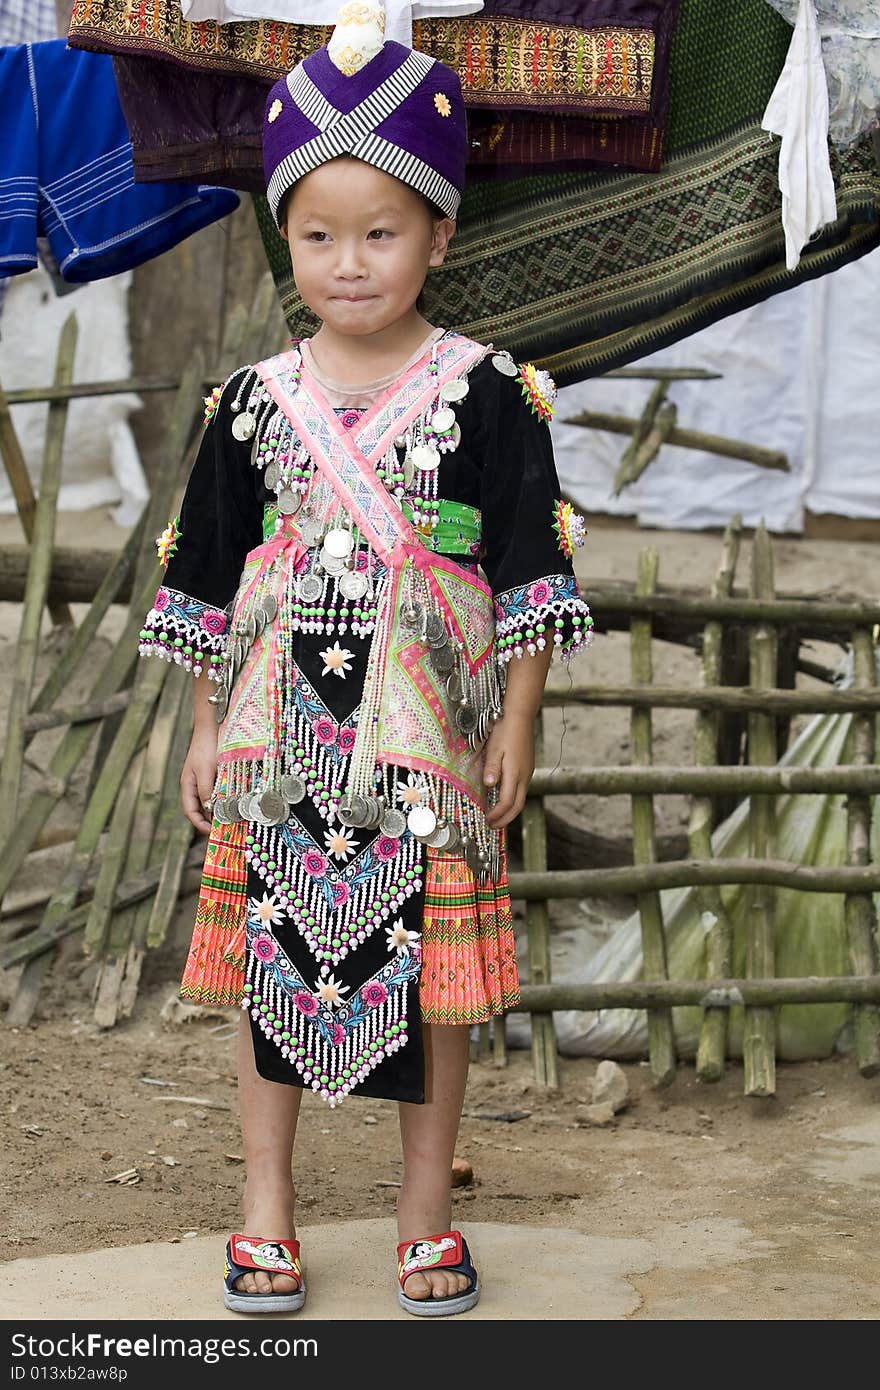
[2,300,879,1101]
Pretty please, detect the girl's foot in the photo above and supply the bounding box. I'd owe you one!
[233,1178,299,1296]
[397,1198,470,1303]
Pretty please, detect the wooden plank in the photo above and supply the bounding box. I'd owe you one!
[0,315,78,843]
[527,766,880,796]
[564,408,789,472]
[844,629,880,1076]
[506,861,880,898]
[521,714,559,1087]
[744,524,777,1097]
[542,686,880,713]
[518,977,880,1010]
[630,550,676,1086]
[693,519,742,1082]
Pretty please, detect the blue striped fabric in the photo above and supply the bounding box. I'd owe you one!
[0,39,240,284]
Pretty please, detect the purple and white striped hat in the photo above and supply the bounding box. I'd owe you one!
[262,2,467,227]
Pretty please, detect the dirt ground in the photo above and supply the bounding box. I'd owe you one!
[2,513,880,1318]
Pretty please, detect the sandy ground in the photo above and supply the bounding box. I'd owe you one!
[2,510,880,1319]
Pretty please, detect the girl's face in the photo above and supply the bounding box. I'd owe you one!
[281,159,455,341]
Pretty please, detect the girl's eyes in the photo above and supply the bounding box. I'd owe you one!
[306,231,329,242]
[367,229,392,240]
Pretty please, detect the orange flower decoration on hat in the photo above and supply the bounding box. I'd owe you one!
[517,362,557,423]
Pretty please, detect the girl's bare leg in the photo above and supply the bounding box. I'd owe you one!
[233,1012,304,1294]
[397,1023,472,1301]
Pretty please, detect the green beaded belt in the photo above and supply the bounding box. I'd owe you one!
[262,498,481,553]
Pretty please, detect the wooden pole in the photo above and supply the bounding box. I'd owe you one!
[572,589,880,630]
[613,382,667,494]
[506,860,880,898]
[527,765,880,796]
[695,517,742,1082]
[564,408,789,472]
[521,714,559,1087]
[844,630,880,1076]
[631,550,676,1085]
[516,977,880,1011]
[542,685,880,714]
[0,315,78,843]
[744,524,777,1097]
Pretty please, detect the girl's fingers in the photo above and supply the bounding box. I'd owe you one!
[181,765,213,835]
[486,770,521,828]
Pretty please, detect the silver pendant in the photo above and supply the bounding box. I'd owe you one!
[264,462,280,490]
[402,601,424,630]
[319,548,346,575]
[300,517,324,547]
[338,793,369,828]
[238,791,259,821]
[430,407,456,434]
[425,819,453,849]
[260,593,278,623]
[379,806,407,837]
[258,788,288,824]
[402,454,415,489]
[212,688,228,723]
[339,570,368,601]
[455,703,478,737]
[444,821,462,853]
[277,488,300,515]
[430,644,454,674]
[411,444,440,472]
[245,613,258,643]
[231,410,257,442]
[445,670,462,703]
[424,612,447,647]
[361,796,383,829]
[323,527,354,559]
[491,353,518,379]
[440,378,469,403]
[407,805,437,840]
[280,774,306,805]
[298,574,324,603]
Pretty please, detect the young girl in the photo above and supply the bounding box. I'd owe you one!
[138,0,591,1317]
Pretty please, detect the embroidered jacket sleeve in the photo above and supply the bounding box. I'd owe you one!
[478,361,592,666]
[138,370,266,682]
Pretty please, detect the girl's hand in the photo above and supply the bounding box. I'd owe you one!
[482,710,536,829]
[181,726,219,835]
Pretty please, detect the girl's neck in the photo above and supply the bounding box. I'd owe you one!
[307,311,438,388]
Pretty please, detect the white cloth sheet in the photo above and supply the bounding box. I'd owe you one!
[762,0,838,271]
[175,1,484,45]
[550,246,880,534]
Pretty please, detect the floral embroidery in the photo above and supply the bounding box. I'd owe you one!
[252,933,278,963]
[316,973,350,1008]
[493,572,593,665]
[552,499,587,559]
[302,849,329,878]
[312,715,339,746]
[517,362,557,422]
[138,584,228,681]
[155,516,181,569]
[395,772,427,806]
[203,384,224,423]
[319,641,355,679]
[361,981,388,1007]
[374,835,400,862]
[434,92,452,117]
[324,826,360,862]
[293,990,319,1016]
[338,724,357,754]
[248,892,284,928]
[268,97,283,123]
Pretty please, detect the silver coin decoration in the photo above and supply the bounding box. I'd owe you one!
[300,517,324,547]
[319,548,346,575]
[339,570,368,601]
[260,593,278,623]
[424,613,447,647]
[258,789,288,823]
[212,689,228,723]
[402,601,424,629]
[280,774,306,805]
[245,614,258,643]
[380,806,407,837]
[431,407,456,433]
[407,805,437,839]
[491,353,518,378]
[411,444,440,472]
[430,644,454,674]
[402,454,415,489]
[264,462,280,490]
[238,792,258,820]
[298,574,324,603]
[455,703,478,736]
[440,378,469,403]
[277,489,300,516]
[444,822,462,853]
[425,819,453,849]
[323,527,354,559]
[445,670,463,703]
[231,410,257,441]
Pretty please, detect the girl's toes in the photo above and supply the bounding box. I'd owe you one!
[403,1272,431,1301]
[271,1274,298,1295]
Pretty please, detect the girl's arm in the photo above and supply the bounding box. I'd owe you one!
[181,663,220,835]
[483,644,552,829]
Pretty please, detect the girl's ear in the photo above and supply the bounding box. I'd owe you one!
[279,221,290,243]
[428,218,456,268]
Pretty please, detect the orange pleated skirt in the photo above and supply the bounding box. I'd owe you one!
[180,818,520,1025]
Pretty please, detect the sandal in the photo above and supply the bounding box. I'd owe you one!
[397,1230,480,1317]
[223,1234,306,1314]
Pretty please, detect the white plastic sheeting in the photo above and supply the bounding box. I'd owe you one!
[552,245,880,533]
[0,268,148,526]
